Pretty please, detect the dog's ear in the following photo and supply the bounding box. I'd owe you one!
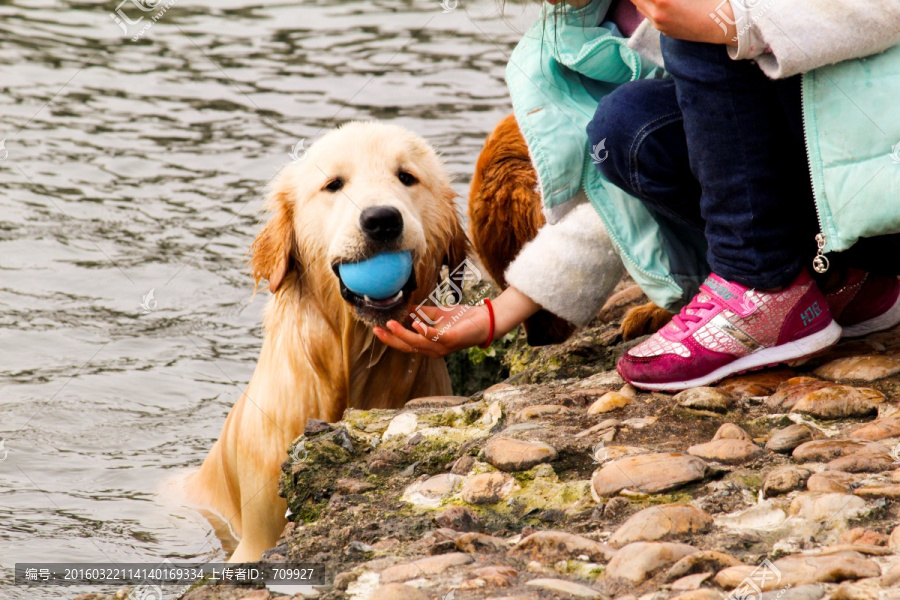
[251,187,295,293]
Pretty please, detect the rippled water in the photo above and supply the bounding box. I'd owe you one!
[0,1,539,596]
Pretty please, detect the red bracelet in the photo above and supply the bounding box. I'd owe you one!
[479,298,495,349]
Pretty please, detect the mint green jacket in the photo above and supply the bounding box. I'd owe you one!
[507,0,900,311]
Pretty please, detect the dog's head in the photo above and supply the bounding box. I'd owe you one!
[251,122,467,326]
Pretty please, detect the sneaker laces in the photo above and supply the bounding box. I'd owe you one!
[670,295,718,332]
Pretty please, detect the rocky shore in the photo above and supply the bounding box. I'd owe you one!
[81,286,900,600]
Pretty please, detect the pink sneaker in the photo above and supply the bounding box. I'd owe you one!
[825,269,900,338]
[618,271,842,391]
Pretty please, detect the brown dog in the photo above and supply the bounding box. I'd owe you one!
[468,114,671,341]
[185,122,467,561]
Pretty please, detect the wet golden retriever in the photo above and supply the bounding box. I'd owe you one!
[185,122,467,562]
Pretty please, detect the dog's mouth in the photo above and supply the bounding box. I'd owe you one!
[332,262,418,314]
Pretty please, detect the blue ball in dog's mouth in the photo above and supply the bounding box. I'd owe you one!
[337,250,413,302]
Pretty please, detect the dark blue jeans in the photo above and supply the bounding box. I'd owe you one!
[587,37,900,289]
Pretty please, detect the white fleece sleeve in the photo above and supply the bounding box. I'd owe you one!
[627,20,664,69]
[749,0,900,79]
[630,1,900,79]
[504,200,625,328]
[727,0,768,61]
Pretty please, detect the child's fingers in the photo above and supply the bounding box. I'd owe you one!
[386,321,445,356]
[373,327,418,354]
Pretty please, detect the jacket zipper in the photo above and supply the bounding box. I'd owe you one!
[801,71,830,273]
[580,162,674,289]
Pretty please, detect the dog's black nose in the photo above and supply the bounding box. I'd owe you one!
[360,206,403,241]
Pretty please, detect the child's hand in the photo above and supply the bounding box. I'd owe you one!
[631,0,738,45]
[374,304,492,359]
[374,286,543,358]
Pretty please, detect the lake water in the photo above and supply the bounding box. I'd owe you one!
[0,0,539,597]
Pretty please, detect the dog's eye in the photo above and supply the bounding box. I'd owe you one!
[398,170,417,187]
[324,178,344,192]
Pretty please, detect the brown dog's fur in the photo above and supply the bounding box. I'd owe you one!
[468,114,672,341]
[468,114,576,346]
[185,123,467,562]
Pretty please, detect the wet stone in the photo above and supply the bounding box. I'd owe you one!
[472,565,518,587]
[806,471,856,493]
[483,438,558,472]
[788,385,884,420]
[792,439,882,462]
[853,484,900,499]
[591,453,708,497]
[826,443,895,473]
[849,412,900,441]
[455,532,507,553]
[687,424,762,464]
[461,472,516,505]
[718,369,796,398]
[382,412,418,441]
[592,445,649,464]
[762,466,812,498]
[760,584,824,600]
[525,578,603,598]
[766,424,820,454]
[587,392,633,414]
[664,551,743,582]
[714,551,881,589]
[670,590,722,600]
[609,504,713,548]
[450,455,476,475]
[303,418,332,436]
[840,528,889,546]
[605,542,698,584]
[434,507,480,532]
[401,474,463,507]
[603,496,631,519]
[670,572,712,591]
[766,378,830,411]
[516,404,572,421]
[336,478,376,494]
[404,395,470,408]
[379,552,473,583]
[374,584,429,600]
[890,524,900,551]
[675,387,735,414]
[788,492,868,522]
[510,530,616,563]
[813,355,900,382]
[368,449,404,474]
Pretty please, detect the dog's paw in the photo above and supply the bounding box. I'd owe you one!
[621,301,673,341]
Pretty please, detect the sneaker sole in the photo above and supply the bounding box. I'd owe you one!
[625,320,843,392]
[841,293,900,338]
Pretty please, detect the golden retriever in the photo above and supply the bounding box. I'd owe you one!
[468,114,672,341]
[185,122,467,562]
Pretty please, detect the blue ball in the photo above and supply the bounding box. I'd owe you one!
[338,250,413,300]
